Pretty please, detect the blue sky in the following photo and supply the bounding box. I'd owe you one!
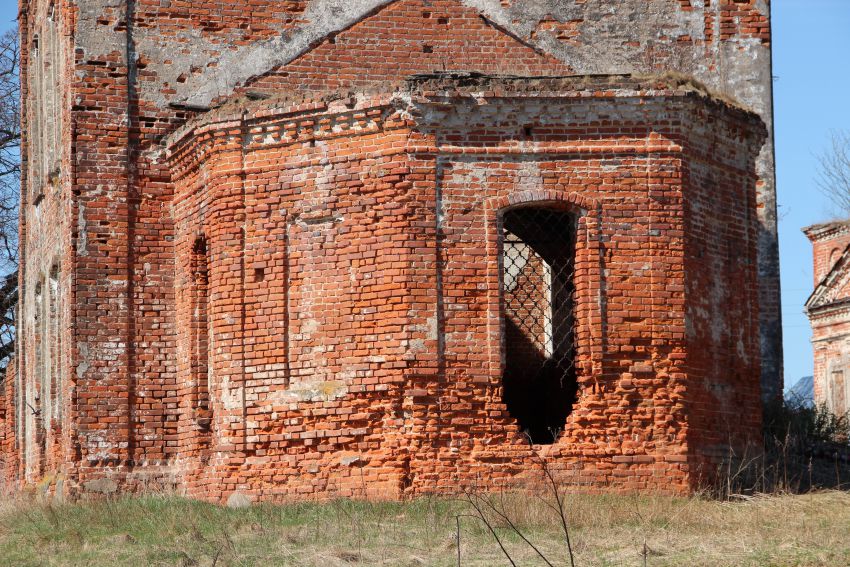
[774,0,850,385]
[0,1,845,388]
[0,7,11,32]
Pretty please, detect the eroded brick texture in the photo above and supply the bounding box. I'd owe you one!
[2,0,773,500]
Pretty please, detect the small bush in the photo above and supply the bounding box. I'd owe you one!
[764,400,850,447]
[718,401,850,497]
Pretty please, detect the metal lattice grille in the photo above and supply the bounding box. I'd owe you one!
[501,207,578,444]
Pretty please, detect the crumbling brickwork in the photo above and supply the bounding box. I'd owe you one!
[2,0,775,501]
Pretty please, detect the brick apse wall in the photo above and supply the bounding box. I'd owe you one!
[2,0,774,500]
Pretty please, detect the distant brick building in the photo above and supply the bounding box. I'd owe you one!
[1,0,777,500]
[805,221,850,415]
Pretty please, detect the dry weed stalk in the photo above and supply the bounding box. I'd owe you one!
[531,447,576,566]
[457,445,576,567]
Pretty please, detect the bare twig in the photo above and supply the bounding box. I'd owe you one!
[530,447,576,567]
[455,515,461,567]
[817,130,850,216]
[462,491,518,567]
[476,493,555,567]
[210,544,224,567]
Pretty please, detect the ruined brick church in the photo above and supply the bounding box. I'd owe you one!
[1,0,780,500]
[805,221,850,416]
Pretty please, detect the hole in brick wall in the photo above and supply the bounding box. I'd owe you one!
[423,45,434,53]
[523,125,533,138]
[422,11,432,18]
[327,34,336,44]
[438,17,449,25]
[254,267,265,282]
[501,206,578,445]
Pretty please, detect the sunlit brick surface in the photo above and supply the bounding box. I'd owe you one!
[2,0,774,501]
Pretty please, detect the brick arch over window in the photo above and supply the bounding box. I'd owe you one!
[830,248,842,269]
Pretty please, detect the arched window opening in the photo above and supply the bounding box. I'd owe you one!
[29,33,42,198]
[501,207,578,445]
[33,279,46,475]
[33,280,43,404]
[29,5,61,201]
[45,4,60,180]
[190,237,211,432]
[829,248,842,278]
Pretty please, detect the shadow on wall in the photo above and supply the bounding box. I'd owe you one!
[503,317,578,445]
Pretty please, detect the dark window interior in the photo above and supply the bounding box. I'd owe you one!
[501,207,578,445]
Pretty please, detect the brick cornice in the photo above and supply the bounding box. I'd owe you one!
[803,220,850,243]
[162,73,765,176]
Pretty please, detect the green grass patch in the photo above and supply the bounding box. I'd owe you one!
[0,491,848,566]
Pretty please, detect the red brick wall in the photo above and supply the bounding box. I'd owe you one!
[160,78,765,499]
[7,0,772,499]
[683,102,764,473]
[0,369,5,490]
[10,0,74,492]
[703,0,770,44]
[0,362,16,493]
[810,317,850,412]
[809,225,850,286]
[242,0,570,95]
[134,0,308,38]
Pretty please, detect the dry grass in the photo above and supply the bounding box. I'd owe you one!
[0,490,848,566]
